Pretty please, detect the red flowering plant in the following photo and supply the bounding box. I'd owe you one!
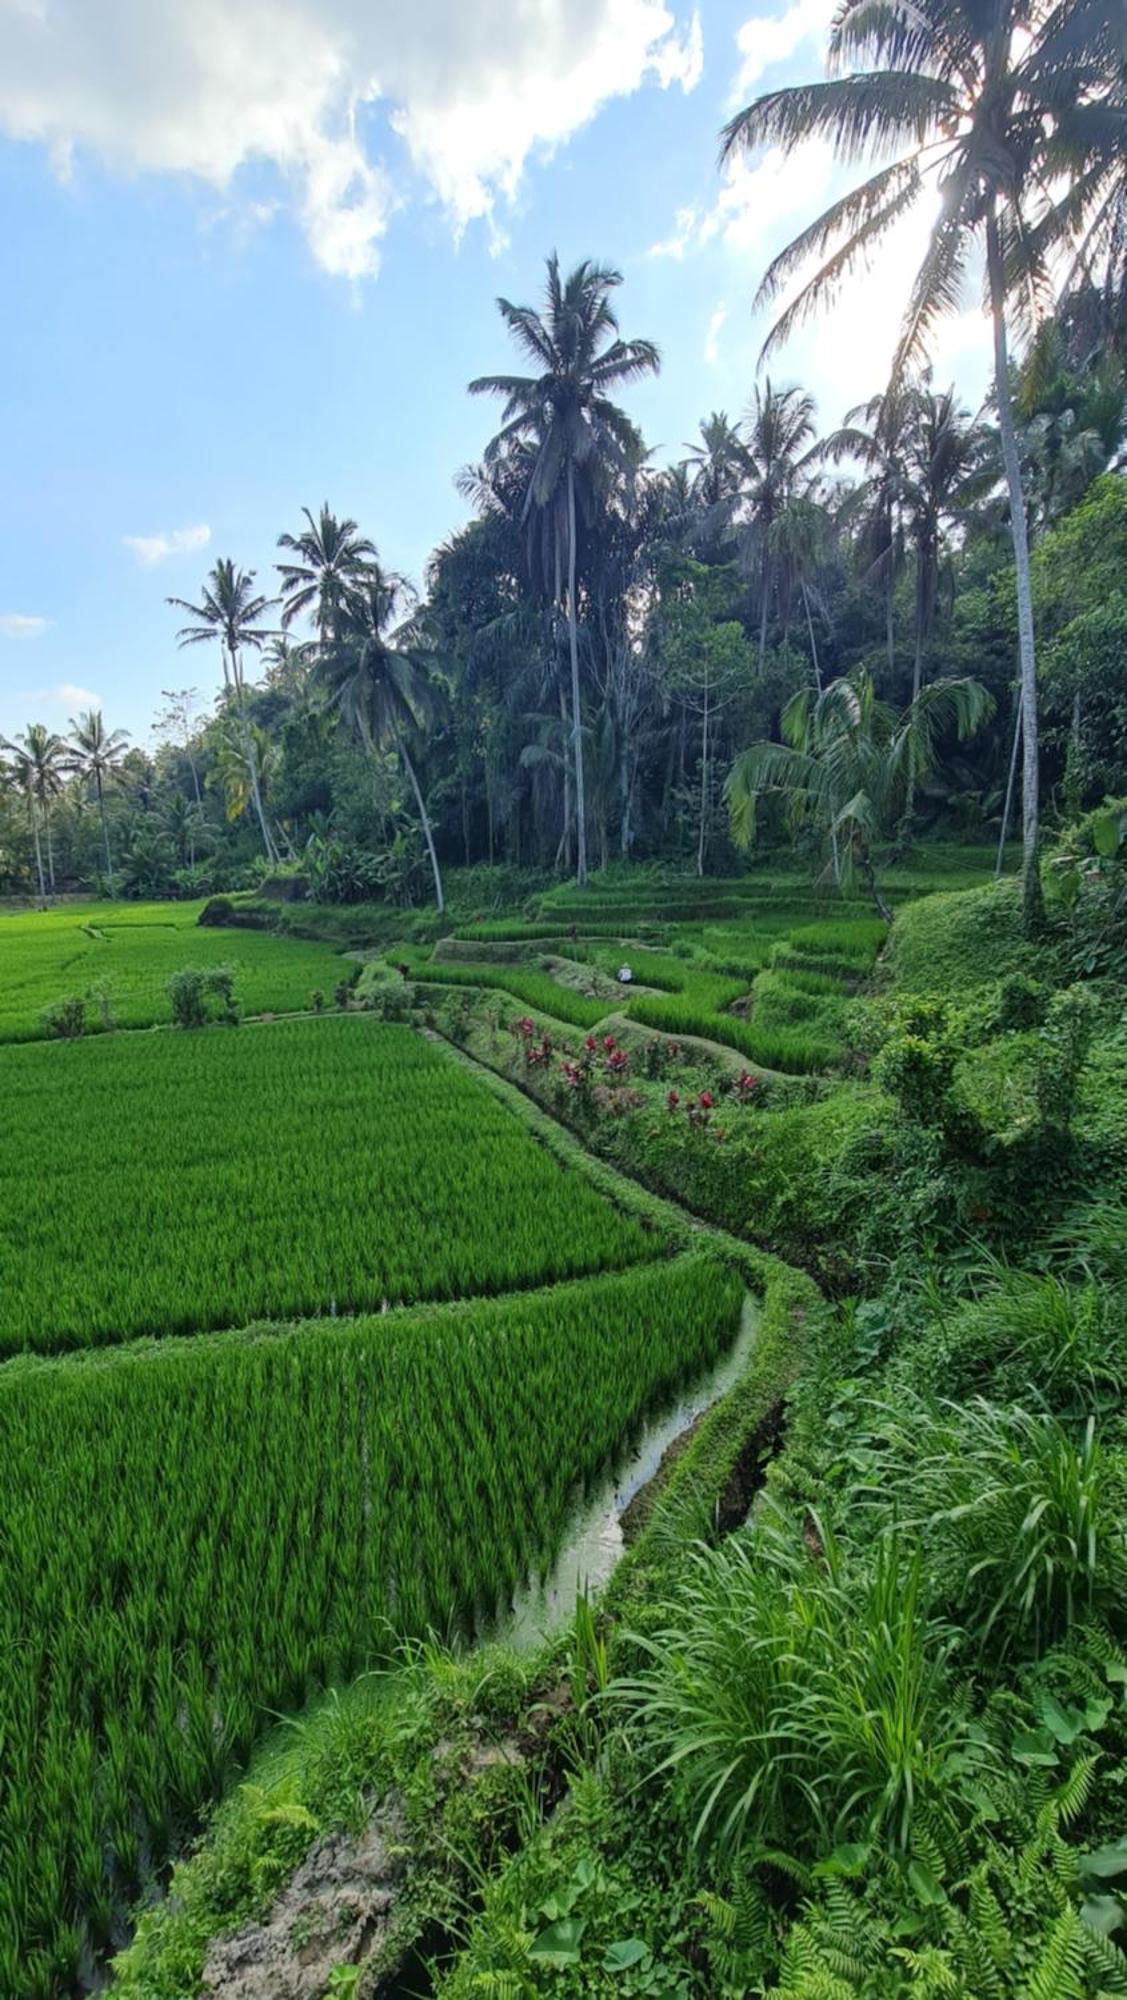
[605,1046,630,1076]
[735,1071,759,1102]
[666,1089,680,1112]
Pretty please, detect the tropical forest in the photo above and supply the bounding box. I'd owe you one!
[0,1,1125,1997]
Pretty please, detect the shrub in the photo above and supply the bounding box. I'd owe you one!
[995,970,1048,1031]
[1034,986,1097,1134]
[167,966,239,1029]
[41,996,87,1040]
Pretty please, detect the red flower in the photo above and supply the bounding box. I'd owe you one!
[585,1036,598,1053]
[517,1016,535,1038]
[603,1034,617,1053]
[699,1090,714,1110]
[667,1089,679,1110]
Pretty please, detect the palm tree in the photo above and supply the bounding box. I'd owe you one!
[823,385,915,677]
[684,411,749,510]
[316,569,446,913]
[168,559,279,863]
[741,379,818,673]
[470,252,660,886]
[721,0,1118,930]
[725,670,994,919]
[0,724,67,893]
[276,505,378,642]
[68,710,130,896]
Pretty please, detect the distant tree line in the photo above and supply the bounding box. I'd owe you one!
[2,0,1123,928]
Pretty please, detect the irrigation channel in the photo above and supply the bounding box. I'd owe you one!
[504,1289,759,1648]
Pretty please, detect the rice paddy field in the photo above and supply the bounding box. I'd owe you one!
[1,1013,656,1352]
[399,907,888,1075]
[0,873,929,1995]
[0,898,345,1041]
[0,1256,743,1995]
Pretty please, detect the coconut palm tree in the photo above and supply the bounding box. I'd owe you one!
[316,569,446,913]
[276,505,379,642]
[684,411,749,510]
[2,731,48,902]
[0,723,68,893]
[725,669,994,919]
[67,710,130,897]
[168,559,279,862]
[470,253,660,886]
[721,0,1120,930]
[823,384,916,677]
[741,379,818,673]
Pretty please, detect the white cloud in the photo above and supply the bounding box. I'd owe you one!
[49,681,102,711]
[0,612,48,638]
[731,0,835,100]
[0,0,702,277]
[123,522,212,568]
[704,302,727,364]
[648,201,701,259]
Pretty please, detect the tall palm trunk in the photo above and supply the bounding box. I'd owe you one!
[802,582,840,885]
[987,211,1041,932]
[758,544,770,674]
[96,771,115,897]
[44,802,56,892]
[228,646,277,865]
[397,733,444,915]
[565,461,588,887]
[697,678,710,878]
[28,800,46,905]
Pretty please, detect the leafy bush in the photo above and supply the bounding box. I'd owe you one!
[41,995,87,1040]
[167,964,239,1029]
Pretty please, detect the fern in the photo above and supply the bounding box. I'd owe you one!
[945,1902,1007,2000]
[1080,1918,1127,1994]
[1024,1907,1087,2000]
[1053,1752,1100,1828]
[967,1864,1012,1972]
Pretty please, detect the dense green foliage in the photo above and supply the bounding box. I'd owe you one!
[1,1015,656,1351]
[0,1255,743,1996]
[0,900,344,1042]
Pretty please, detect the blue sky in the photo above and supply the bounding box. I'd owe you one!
[0,0,991,747]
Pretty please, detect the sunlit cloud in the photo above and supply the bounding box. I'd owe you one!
[0,0,703,279]
[124,523,211,568]
[0,612,49,638]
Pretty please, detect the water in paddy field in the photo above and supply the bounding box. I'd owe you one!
[503,1292,760,1652]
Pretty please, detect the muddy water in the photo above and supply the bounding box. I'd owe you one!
[502,1294,759,1651]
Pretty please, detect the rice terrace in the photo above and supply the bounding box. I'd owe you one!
[1,0,1126,1995]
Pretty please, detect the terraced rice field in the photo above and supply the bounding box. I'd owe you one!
[1,1014,656,1351]
[0,1255,742,1995]
[0,898,344,1041]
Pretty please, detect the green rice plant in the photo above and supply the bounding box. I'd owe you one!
[780,918,888,967]
[0,1015,657,1352]
[0,1255,743,1995]
[404,954,613,1028]
[0,899,345,1042]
